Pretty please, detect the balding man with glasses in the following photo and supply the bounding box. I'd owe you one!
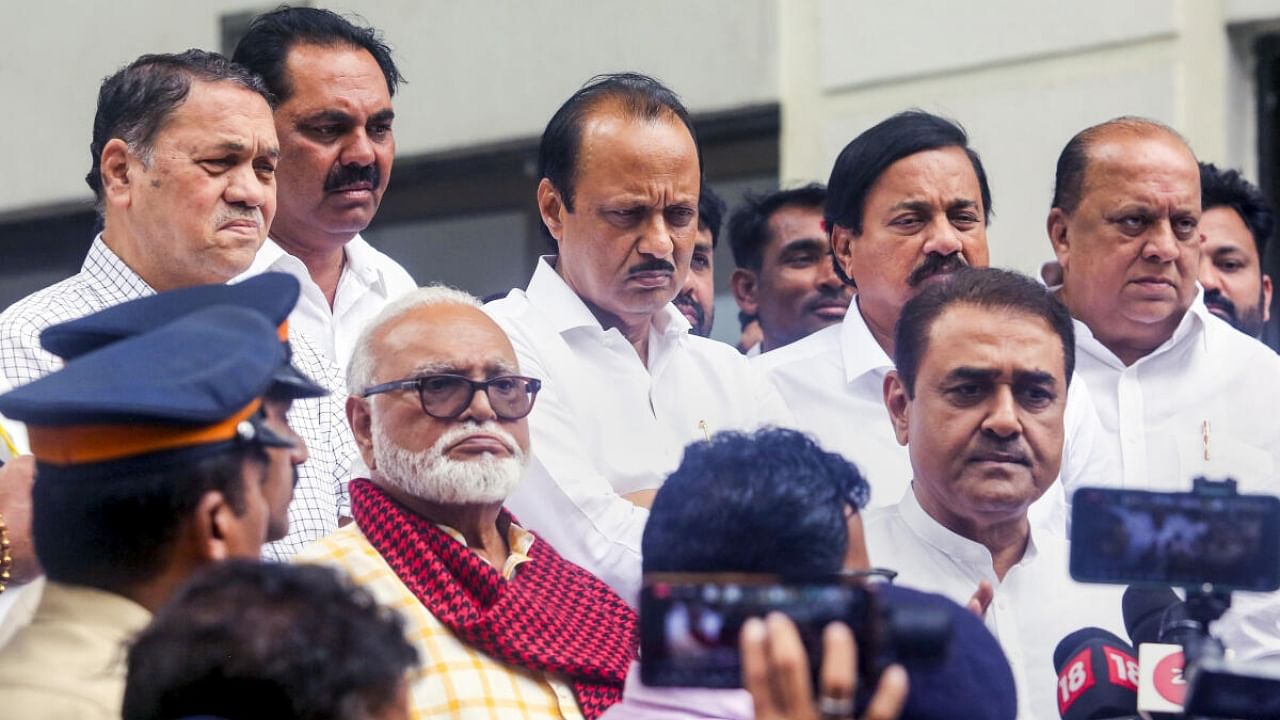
[297,285,638,720]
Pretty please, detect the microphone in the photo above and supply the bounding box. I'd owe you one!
[1121,586,1190,718]
[1052,627,1138,719]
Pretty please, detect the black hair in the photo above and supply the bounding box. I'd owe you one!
[1051,116,1185,213]
[232,5,404,103]
[538,72,701,217]
[86,50,273,205]
[728,183,827,271]
[123,561,418,720]
[699,182,727,249]
[32,445,255,591]
[643,428,870,575]
[1200,162,1275,257]
[825,111,992,286]
[893,267,1075,398]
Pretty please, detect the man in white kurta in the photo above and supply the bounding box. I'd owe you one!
[862,267,1125,720]
[1046,118,1280,659]
[231,7,417,375]
[759,111,1117,527]
[485,75,791,604]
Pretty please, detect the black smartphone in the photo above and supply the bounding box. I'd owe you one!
[638,572,876,688]
[1070,486,1280,592]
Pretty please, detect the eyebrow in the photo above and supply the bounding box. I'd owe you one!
[370,109,396,124]
[943,366,1057,385]
[208,140,280,160]
[408,359,519,377]
[778,237,827,254]
[889,198,979,213]
[299,110,354,126]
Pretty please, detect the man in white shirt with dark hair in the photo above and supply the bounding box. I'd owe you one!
[485,73,791,603]
[233,6,417,374]
[758,111,1115,525]
[1046,116,1280,659]
[864,266,1124,720]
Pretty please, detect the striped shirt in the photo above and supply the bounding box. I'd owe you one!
[0,236,357,558]
[296,522,584,720]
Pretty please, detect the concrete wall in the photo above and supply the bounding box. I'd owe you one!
[0,0,778,216]
[777,0,1274,277]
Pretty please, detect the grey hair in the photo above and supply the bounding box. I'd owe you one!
[346,284,484,395]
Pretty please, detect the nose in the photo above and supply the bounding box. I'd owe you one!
[981,386,1022,439]
[1197,247,1222,292]
[340,128,377,168]
[1141,221,1181,263]
[288,428,309,467]
[637,214,677,260]
[458,383,499,424]
[817,251,845,292]
[921,217,965,258]
[224,164,270,209]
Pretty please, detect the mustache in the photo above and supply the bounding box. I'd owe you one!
[433,421,522,458]
[213,207,263,227]
[1203,289,1238,321]
[969,437,1031,464]
[907,253,967,288]
[628,259,676,275]
[323,162,381,192]
[672,291,706,329]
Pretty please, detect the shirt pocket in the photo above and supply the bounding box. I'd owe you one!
[1176,433,1274,493]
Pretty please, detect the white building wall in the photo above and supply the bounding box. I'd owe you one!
[0,0,778,216]
[778,0,1276,277]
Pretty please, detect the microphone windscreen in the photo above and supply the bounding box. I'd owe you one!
[1052,629,1139,719]
[1053,626,1129,671]
[1121,585,1179,646]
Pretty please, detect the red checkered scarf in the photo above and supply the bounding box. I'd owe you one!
[350,479,637,719]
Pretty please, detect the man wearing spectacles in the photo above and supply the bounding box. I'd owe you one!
[297,285,638,719]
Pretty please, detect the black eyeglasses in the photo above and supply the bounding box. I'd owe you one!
[360,374,542,420]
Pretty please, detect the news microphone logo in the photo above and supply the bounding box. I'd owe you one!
[1053,628,1138,719]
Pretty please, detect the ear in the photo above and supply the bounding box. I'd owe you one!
[1265,274,1274,324]
[346,395,377,471]
[1046,208,1071,270]
[830,224,858,285]
[99,138,135,210]
[193,490,234,563]
[536,178,567,245]
[730,268,759,316]
[883,370,911,447]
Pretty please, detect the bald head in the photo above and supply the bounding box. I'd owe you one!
[1052,117,1194,214]
[1047,119,1202,364]
[347,285,504,395]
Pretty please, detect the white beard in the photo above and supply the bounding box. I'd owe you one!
[371,418,527,505]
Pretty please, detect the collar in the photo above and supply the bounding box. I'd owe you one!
[840,297,894,384]
[897,485,1040,573]
[1069,285,1210,370]
[245,234,386,292]
[525,256,690,338]
[37,580,152,637]
[84,235,157,299]
[435,519,536,580]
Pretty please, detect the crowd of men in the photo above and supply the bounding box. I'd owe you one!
[0,5,1278,720]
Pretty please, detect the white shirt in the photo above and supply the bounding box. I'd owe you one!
[0,236,357,560]
[756,298,1115,530]
[238,234,418,375]
[864,489,1126,720]
[485,258,793,603]
[1070,290,1280,660]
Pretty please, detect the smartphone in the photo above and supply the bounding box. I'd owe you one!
[1070,486,1280,592]
[638,572,876,688]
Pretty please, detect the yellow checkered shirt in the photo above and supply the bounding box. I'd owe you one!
[296,522,585,720]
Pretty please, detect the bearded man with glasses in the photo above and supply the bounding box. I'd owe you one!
[296,285,638,720]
